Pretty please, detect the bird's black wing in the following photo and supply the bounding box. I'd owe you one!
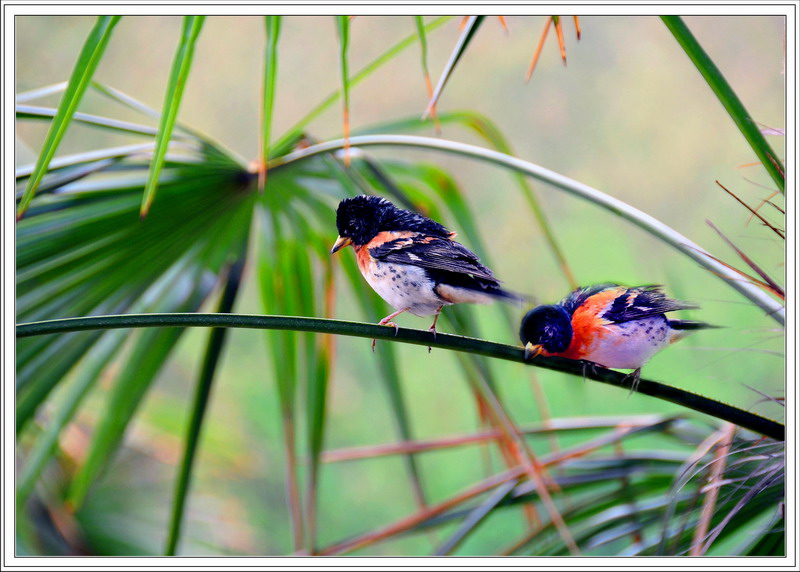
[369,235,500,285]
[601,285,697,323]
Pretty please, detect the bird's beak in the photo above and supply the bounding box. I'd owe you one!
[524,342,544,360]
[330,235,352,254]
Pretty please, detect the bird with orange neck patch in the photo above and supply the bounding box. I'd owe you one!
[331,195,521,350]
[519,284,715,390]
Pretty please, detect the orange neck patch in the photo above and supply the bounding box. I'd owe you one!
[551,287,623,360]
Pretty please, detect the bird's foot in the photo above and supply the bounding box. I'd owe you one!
[623,368,642,396]
[580,360,601,381]
[427,325,437,353]
[427,306,443,353]
[372,319,400,352]
[378,319,401,332]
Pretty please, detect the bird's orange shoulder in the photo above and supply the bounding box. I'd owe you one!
[559,287,626,359]
[572,287,627,323]
[356,231,417,273]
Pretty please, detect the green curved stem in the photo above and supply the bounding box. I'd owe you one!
[269,134,785,326]
[16,313,784,441]
[662,16,784,193]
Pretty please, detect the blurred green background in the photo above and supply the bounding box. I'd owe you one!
[15,15,785,555]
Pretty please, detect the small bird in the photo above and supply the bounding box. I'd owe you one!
[331,195,521,349]
[519,284,715,389]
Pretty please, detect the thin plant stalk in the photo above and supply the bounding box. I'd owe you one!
[690,423,736,555]
[321,415,673,463]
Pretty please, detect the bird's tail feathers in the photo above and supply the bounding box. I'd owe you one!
[668,320,720,331]
[668,319,720,343]
[490,287,531,305]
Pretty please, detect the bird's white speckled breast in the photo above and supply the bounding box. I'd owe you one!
[363,258,444,317]
[581,315,671,370]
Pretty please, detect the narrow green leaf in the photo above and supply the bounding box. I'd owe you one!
[140,15,205,216]
[256,208,305,551]
[662,16,784,193]
[286,233,328,554]
[336,158,419,219]
[415,16,431,84]
[428,482,686,556]
[336,16,351,166]
[305,346,330,553]
[17,157,251,477]
[165,251,248,555]
[259,214,299,409]
[699,464,783,554]
[422,16,484,119]
[414,16,438,131]
[16,104,254,508]
[16,16,121,220]
[259,16,282,191]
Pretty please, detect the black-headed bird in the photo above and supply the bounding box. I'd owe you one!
[331,195,521,349]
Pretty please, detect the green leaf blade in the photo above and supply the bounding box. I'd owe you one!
[422,16,484,119]
[140,15,206,216]
[165,250,249,555]
[336,16,351,165]
[661,16,785,193]
[258,16,282,191]
[16,15,121,220]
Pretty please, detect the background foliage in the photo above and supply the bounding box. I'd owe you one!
[14,14,785,557]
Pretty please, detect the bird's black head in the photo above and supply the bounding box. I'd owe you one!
[333,195,451,250]
[519,304,573,354]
